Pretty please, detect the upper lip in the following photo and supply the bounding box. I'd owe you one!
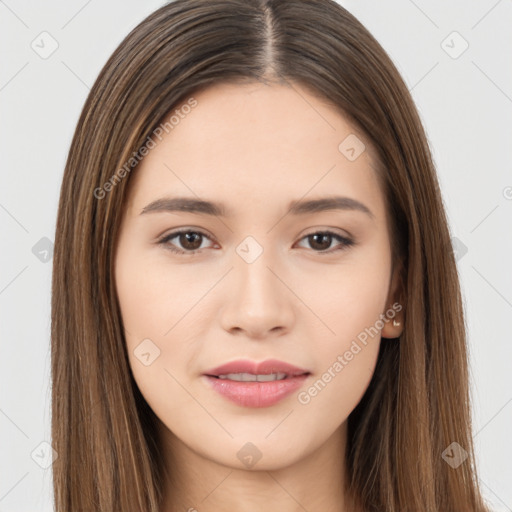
[203,359,310,377]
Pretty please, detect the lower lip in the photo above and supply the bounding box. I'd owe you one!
[202,374,310,408]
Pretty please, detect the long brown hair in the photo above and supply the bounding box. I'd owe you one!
[51,1,491,510]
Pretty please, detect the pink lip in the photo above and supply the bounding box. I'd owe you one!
[202,358,311,408]
[203,358,310,377]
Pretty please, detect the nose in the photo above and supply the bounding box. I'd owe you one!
[219,247,296,340]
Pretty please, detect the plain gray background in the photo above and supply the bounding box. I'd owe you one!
[1,1,511,510]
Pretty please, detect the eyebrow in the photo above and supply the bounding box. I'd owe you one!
[140,195,374,219]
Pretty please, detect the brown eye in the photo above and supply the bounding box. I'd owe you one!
[297,231,354,254]
[158,228,354,256]
[308,233,333,251]
[158,229,214,254]
[178,232,203,251]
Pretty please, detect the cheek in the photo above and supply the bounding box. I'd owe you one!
[114,243,173,384]
[296,290,385,430]
[115,243,208,340]
[114,245,214,404]
[115,271,185,426]
[303,240,391,344]
[296,246,390,411]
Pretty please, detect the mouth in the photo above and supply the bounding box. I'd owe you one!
[201,358,312,408]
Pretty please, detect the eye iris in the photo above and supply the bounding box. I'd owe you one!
[309,233,332,251]
[180,232,202,250]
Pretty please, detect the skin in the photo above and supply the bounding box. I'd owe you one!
[114,80,403,512]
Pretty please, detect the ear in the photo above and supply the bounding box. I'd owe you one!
[381,262,405,339]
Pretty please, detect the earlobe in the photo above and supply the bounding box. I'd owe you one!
[381,262,405,339]
[381,314,403,339]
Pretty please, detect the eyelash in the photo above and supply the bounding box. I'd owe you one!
[157,228,355,256]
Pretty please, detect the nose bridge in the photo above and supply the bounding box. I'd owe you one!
[235,234,283,310]
[220,234,295,336]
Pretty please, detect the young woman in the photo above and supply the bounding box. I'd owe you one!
[51,1,492,511]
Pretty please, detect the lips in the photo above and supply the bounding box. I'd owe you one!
[202,359,311,408]
[203,358,310,378]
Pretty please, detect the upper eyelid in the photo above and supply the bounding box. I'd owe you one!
[158,227,353,251]
[159,227,215,244]
[158,227,351,241]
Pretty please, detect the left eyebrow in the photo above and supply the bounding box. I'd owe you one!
[287,196,374,219]
[140,195,375,220]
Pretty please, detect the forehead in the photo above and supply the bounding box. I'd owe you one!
[125,81,385,220]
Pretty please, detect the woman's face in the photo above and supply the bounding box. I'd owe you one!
[114,81,402,470]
